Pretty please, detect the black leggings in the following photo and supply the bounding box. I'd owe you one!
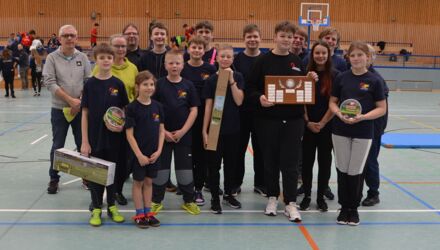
[237,110,265,189]
[32,71,42,93]
[301,128,333,198]
[3,71,15,95]
[206,133,240,197]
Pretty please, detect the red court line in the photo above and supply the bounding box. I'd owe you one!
[247,145,254,156]
[298,224,320,250]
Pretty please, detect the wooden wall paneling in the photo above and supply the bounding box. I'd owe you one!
[1,0,440,55]
[212,0,248,20]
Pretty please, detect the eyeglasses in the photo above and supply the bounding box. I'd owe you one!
[60,34,77,39]
[113,45,127,49]
[123,32,139,36]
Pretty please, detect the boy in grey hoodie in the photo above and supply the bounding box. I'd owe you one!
[43,24,91,194]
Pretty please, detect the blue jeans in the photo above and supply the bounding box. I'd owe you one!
[49,108,82,181]
[363,136,381,197]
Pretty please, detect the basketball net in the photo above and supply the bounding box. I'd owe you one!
[311,19,321,31]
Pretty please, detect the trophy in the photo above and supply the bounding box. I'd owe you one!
[103,107,126,129]
[340,99,362,119]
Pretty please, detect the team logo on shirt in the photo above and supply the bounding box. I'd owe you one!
[109,87,119,96]
[177,89,187,99]
[201,73,210,80]
[152,113,160,122]
[359,82,370,91]
[290,62,301,72]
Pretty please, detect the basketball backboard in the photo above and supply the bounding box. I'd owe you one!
[299,2,330,29]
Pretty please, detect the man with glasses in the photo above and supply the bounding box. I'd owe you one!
[43,24,91,194]
[123,23,147,68]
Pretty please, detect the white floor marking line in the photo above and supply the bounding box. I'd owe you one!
[0,209,439,213]
[30,134,48,145]
[390,114,440,118]
[62,178,82,185]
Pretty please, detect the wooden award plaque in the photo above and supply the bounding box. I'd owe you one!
[265,76,315,104]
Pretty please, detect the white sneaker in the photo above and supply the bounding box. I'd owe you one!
[284,202,302,222]
[265,196,278,216]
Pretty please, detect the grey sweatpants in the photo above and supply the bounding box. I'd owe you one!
[332,134,372,176]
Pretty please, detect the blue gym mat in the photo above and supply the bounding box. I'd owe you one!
[381,133,440,148]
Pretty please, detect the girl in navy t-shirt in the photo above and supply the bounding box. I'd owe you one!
[126,71,165,228]
[300,40,339,212]
[329,41,386,226]
[0,49,17,98]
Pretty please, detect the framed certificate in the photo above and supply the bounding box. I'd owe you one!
[265,76,315,104]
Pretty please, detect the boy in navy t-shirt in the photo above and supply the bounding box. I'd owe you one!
[233,24,266,197]
[151,50,201,215]
[80,44,128,227]
[202,45,245,214]
[181,36,217,206]
[138,22,169,78]
[126,70,165,228]
[362,44,389,207]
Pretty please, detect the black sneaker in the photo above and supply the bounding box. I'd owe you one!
[176,188,182,195]
[194,189,205,206]
[147,214,160,227]
[211,199,222,214]
[362,195,380,207]
[11,95,16,98]
[132,214,149,229]
[114,193,128,205]
[299,197,311,211]
[47,180,59,194]
[254,186,267,197]
[324,187,335,200]
[297,185,305,196]
[337,208,349,225]
[223,195,242,209]
[348,209,360,226]
[317,198,328,212]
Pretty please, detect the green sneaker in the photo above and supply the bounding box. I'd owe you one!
[89,208,102,227]
[151,202,163,213]
[108,205,125,223]
[182,202,201,215]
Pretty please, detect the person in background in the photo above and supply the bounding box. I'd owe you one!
[90,23,99,48]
